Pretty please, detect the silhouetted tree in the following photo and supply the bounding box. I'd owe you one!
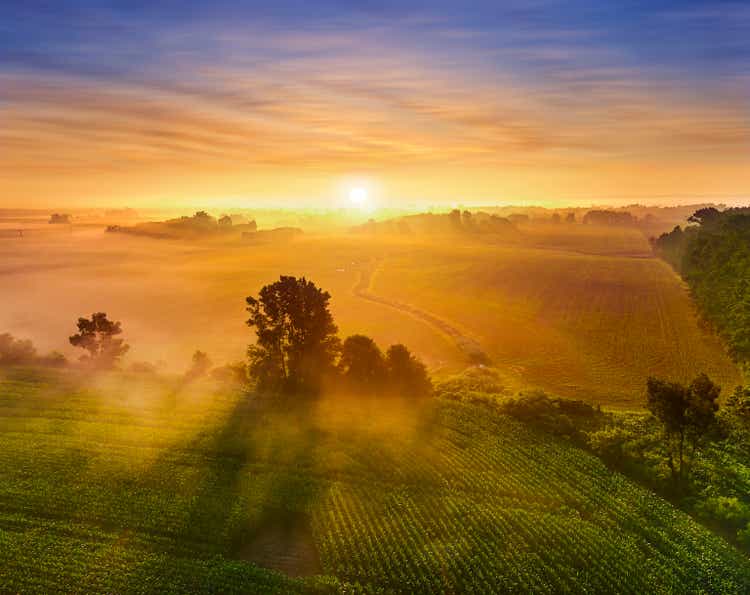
[688,207,721,226]
[647,374,720,484]
[185,350,212,380]
[246,276,340,394]
[338,334,386,393]
[69,312,129,368]
[385,344,432,397]
[565,212,576,224]
[218,215,233,227]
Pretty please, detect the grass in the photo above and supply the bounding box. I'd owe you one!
[1,367,748,593]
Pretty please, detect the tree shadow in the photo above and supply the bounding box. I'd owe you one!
[122,392,329,582]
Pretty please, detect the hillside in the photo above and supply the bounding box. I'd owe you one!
[655,208,750,366]
[1,368,748,593]
[371,225,740,406]
[0,223,738,408]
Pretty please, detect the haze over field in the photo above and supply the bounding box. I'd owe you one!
[2,1,750,593]
[0,213,740,407]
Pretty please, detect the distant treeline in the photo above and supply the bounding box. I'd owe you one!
[106,211,260,240]
[354,205,724,238]
[354,209,519,237]
[653,207,750,366]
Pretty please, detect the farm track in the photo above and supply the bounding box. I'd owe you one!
[353,258,491,365]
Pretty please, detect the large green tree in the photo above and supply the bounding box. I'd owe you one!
[246,276,340,394]
[646,374,720,484]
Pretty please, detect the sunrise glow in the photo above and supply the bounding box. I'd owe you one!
[1,2,748,209]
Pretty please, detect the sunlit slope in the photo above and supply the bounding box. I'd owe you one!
[1,369,748,593]
[374,227,740,406]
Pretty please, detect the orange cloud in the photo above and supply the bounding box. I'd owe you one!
[1,25,748,207]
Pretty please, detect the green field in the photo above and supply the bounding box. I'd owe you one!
[1,367,748,593]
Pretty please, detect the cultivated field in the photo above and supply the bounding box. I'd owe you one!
[373,225,741,406]
[1,368,748,593]
[0,221,739,407]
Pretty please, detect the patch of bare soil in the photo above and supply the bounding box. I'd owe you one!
[235,512,322,578]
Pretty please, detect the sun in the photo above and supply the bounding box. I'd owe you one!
[348,186,368,208]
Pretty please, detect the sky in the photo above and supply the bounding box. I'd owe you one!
[1,0,748,208]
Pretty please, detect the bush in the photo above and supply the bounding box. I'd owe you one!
[694,496,750,531]
[434,367,509,401]
[0,333,37,365]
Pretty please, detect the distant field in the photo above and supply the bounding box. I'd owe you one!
[0,229,461,371]
[0,223,739,407]
[0,368,748,593]
[374,225,740,407]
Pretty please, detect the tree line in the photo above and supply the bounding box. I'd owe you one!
[653,206,750,366]
[1,276,431,398]
[246,275,431,397]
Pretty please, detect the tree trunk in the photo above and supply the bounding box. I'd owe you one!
[678,428,685,484]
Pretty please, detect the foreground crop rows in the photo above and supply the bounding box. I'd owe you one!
[0,369,748,593]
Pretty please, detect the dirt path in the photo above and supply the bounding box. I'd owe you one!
[353,258,491,365]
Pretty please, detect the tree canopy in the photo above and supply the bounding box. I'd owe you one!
[653,207,750,365]
[338,334,386,393]
[385,344,432,398]
[646,374,720,483]
[69,312,129,368]
[246,276,341,394]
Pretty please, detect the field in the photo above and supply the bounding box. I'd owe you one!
[373,224,741,406]
[0,221,739,408]
[1,367,749,593]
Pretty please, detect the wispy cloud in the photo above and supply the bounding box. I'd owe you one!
[1,2,748,205]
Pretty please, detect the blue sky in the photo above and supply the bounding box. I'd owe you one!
[1,0,748,206]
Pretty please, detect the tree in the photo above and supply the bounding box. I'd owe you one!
[721,385,750,445]
[218,215,233,227]
[338,334,386,393]
[686,374,720,462]
[69,312,129,368]
[646,374,720,484]
[688,207,721,226]
[647,377,690,483]
[0,333,37,365]
[185,350,212,380]
[385,344,432,397]
[246,276,340,394]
